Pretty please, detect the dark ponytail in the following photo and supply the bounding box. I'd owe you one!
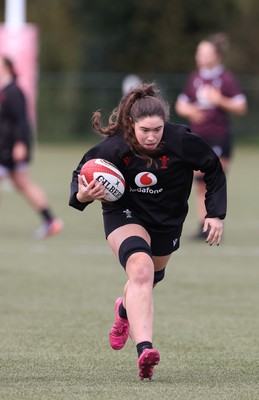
[207,32,229,59]
[2,56,17,80]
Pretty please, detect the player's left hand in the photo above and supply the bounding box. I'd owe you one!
[203,217,223,246]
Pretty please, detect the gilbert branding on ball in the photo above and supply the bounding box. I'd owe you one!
[80,158,125,202]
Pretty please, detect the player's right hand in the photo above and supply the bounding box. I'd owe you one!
[76,175,106,203]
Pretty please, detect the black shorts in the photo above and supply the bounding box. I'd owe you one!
[203,134,233,159]
[102,205,181,257]
[0,138,31,170]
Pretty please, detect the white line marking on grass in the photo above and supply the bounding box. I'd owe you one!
[0,244,112,255]
[30,245,112,255]
[178,246,259,257]
[1,245,259,257]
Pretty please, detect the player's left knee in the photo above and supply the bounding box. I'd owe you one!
[154,268,165,284]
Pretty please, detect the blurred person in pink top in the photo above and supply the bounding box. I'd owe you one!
[175,33,247,239]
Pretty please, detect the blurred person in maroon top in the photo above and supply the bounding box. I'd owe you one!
[175,33,247,239]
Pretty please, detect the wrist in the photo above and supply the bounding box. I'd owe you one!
[76,192,84,203]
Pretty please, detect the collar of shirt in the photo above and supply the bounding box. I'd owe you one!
[199,65,224,80]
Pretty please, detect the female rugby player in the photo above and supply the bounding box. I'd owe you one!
[69,82,227,380]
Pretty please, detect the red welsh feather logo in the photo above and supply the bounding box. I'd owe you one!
[159,155,169,169]
[123,156,131,166]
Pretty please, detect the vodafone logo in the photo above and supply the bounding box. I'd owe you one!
[130,172,162,195]
[135,172,157,187]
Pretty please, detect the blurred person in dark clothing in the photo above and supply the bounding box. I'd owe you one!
[0,55,63,238]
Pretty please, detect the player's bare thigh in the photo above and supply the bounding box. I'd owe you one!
[107,224,151,257]
[107,224,171,271]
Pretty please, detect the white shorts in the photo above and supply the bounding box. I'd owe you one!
[0,162,29,177]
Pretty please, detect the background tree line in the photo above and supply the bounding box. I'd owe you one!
[21,0,259,75]
[0,0,258,142]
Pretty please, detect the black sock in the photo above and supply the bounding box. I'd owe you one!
[118,301,128,319]
[40,208,54,223]
[137,341,153,358]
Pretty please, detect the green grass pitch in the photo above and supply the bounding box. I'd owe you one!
[0,144,258,400]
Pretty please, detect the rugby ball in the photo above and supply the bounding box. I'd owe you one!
[80,158,125,202]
